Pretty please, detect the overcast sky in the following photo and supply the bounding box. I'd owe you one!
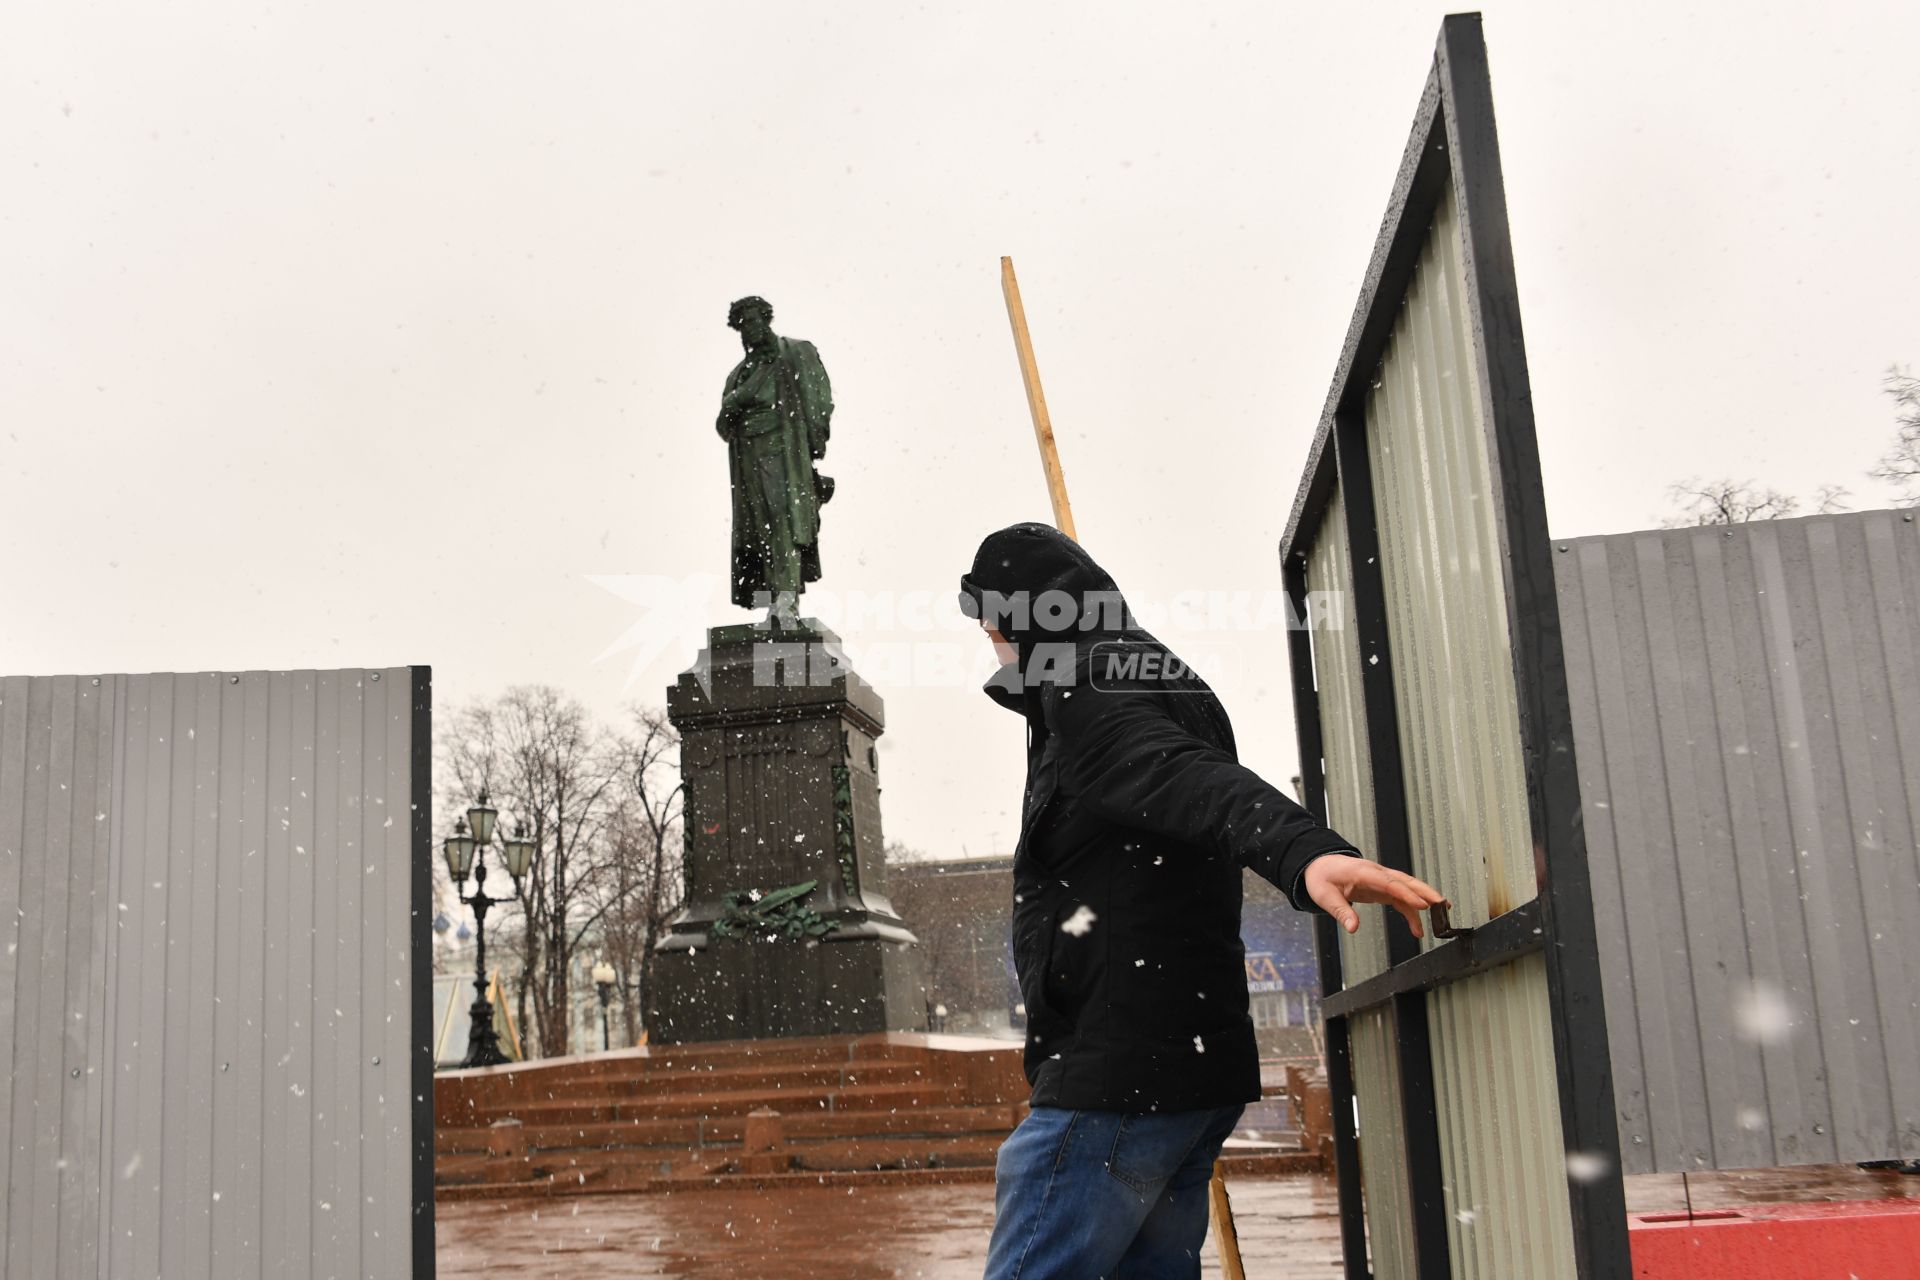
[4,1,1915,863]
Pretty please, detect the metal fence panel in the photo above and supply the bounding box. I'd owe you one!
[1281,15,1628,1276]
[0,668,433,1279]
[1429,954,1575,1279]
[1556,510,1920,1172]
[1350,1005,1416,1279]
[1363,177,1575,1278]
[1307,484,1391,987]
[1367,181,1537,935]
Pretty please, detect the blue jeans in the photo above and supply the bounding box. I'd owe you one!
[984,1104,1245,1279]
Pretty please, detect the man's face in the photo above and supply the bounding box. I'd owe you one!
[982,623,1018,667]
[737,309,773,347]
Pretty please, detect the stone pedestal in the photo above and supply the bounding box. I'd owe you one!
[647,622,926,1044]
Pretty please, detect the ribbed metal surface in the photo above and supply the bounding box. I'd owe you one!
[1366,181,1574,1278]
[1305,484,1390,985]
[1365,181,1537,932]
[1556,509,1920,1173]
[1349,1005,1416,1280]
[0,669,425,1278]
[1429,953,1575,1278]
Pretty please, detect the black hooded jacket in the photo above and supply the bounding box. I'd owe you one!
[962,523,1359,1113]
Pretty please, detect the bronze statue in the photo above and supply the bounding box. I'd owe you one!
[717,297,833,624]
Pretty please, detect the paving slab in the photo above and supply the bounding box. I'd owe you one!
[436,1163,1920,1277]
[436,1173,1347,1278]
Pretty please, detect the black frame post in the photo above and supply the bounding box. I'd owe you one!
[1333,409,1453,1277]
[1435,18,1629,1259]
[409,665,437,1280]
[1283,557,1370,1277]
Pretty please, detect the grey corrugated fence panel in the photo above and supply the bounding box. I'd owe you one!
[1555,509,1920,1174]
[1366,180,1574,1279]
[0,668,432,1278]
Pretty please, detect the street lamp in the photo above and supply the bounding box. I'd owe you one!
[592,960,617,1052]
[443,790,534,1068]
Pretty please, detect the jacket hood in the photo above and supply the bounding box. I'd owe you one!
[962,523,1194,711]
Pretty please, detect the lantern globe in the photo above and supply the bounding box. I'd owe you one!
[592,961,616,986]
[467,792,499,846]
[443,820,477,880]
[502,825,534,879]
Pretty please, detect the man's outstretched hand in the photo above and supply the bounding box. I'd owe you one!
[1303,854,1448,938]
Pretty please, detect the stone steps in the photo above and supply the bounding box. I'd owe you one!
[500,1058,930,1103]
[436,1130,1012,1188]
[451,1079,970,1129]
[432,1032,1315,1199]
[434,1032,1033,1195]
[434,1102,1026,1157]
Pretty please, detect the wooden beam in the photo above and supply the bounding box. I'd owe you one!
[1209,1161,1248,1280]
[999,256,1078,540]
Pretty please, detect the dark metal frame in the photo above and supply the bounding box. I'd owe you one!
[1279,15,1628,1278]
[410,666,437,1279]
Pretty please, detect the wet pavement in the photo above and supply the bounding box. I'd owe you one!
[436,1173,1347,1278]
[436,1164,1919,1277]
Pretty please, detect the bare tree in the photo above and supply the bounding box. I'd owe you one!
[1811,484,1853,515]
[1663,477,1804,527]
[884,838,937,865]
[594,709,686,1046]
[1872,364,1920,505]
[440,686,624,1058]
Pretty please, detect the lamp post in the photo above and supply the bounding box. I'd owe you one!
[592,961,617,1052]
[443,790,534,1068]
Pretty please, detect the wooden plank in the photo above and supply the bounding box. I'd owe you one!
[999,256,1077,540]
[1207,1161,1247,1280]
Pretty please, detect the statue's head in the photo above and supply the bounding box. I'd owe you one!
[727,296,775,346]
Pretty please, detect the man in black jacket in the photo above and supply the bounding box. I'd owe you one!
[963,523,1445,1279]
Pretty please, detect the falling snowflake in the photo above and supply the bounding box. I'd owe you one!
[1565,1151,1611,1183]
[1732,980,1794,1046]
[1059,906,1097,937]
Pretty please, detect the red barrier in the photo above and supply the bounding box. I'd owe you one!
[1629,1199,1920,1278]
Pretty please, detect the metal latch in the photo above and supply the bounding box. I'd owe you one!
[1430,901,1472,940]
